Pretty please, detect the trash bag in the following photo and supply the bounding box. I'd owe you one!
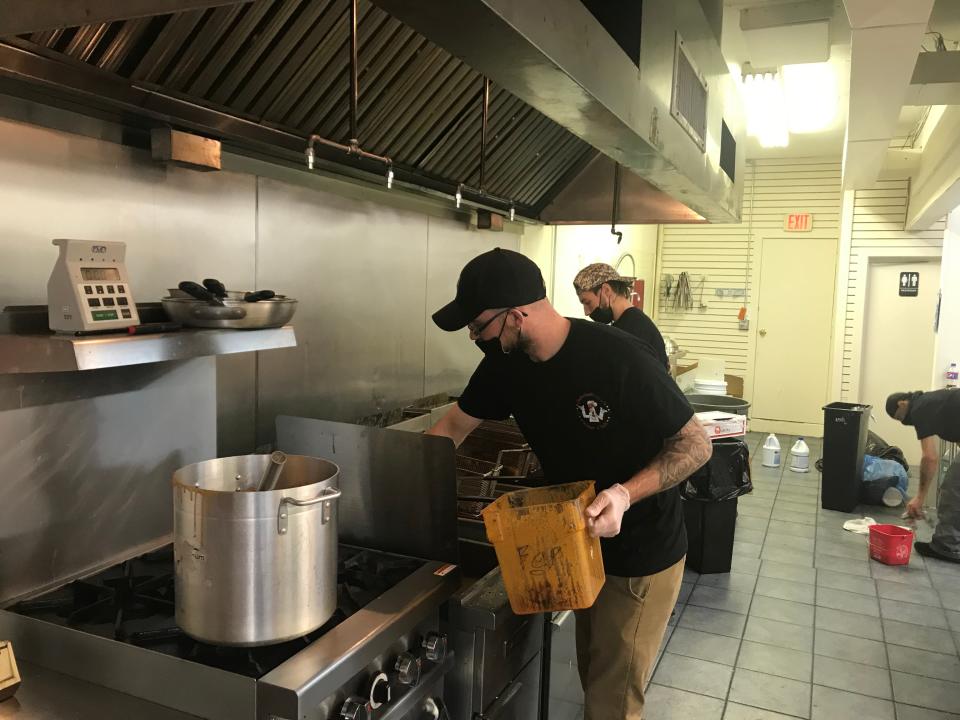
[865,431,909,473]
[863,454,909,495]
[861,477,901,506]
[682,438,753,502]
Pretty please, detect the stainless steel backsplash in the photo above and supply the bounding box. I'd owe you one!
[0,97,538,600]
[0,97,526,455]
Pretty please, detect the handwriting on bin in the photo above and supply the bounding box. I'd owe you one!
[517,545,565,576]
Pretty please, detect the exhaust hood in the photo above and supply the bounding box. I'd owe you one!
[371,0,745,223]
[0,0,743,224]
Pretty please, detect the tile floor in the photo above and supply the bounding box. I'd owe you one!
[549,432,960,720]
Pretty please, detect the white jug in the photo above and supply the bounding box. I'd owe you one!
[789,438,810,473]
[762,434,781,468]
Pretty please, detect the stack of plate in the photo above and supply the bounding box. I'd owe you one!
[693,378,728,395]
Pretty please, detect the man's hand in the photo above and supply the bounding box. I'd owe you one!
[425,404,482,448]
[584,484,631,538]
[905,496,926,519]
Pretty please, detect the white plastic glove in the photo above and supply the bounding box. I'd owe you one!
[584,484,632,538]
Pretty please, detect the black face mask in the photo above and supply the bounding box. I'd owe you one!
[589,292,613,324]
[475,337,504,356]
[590,306,613,324]
[475,313,510,356]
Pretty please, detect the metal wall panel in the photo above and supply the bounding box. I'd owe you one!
[276,416,458,562]
[0,109,260,456]
[254,174,430,443]
[0,95,529,602]
[0,99,515,454]
[0,113,257,305]
[0,359,216,605]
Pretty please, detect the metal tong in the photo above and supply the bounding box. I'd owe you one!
[256,451,288,492]
[178,279,278,304]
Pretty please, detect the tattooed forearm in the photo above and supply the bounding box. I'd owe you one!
[652,416,713,491]
[622,415,713,503]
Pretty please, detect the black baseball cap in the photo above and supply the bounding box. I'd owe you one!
[432,248,546,331]
[886,391,921,419]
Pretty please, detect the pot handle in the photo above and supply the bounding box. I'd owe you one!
[278,487,342,535]
[192,305,247,320]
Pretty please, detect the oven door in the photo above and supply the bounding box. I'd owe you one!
[474,651,541,720]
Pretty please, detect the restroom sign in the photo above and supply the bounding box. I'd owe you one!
[784,213,813,231]
[899,271,919,297]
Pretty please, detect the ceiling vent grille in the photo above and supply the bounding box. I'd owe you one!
[671,33,707,151]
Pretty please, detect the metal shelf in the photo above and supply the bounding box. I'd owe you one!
[0,326,296,374]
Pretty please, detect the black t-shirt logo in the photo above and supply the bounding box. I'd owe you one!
[576,393,612,430]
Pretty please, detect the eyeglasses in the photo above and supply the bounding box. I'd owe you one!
[468,308,530,336]
[468,308,510,337]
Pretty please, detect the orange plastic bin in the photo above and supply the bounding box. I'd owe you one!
[481,481,606,615]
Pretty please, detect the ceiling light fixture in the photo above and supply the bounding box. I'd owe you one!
[742,71,789,148]
[781,62,838,134]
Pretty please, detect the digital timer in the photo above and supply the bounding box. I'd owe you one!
[47,239,140,333]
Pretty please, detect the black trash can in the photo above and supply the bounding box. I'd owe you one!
[683,497,738,574]
[821,402,871,512]
[681,437,752,574]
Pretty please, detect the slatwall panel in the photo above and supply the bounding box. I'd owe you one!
[657,158,842,383]
[840,179,945,399]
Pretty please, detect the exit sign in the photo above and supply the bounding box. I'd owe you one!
[784,213,813,232]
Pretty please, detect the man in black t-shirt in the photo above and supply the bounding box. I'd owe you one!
[573,262,669,371]
[427,248,712,719]
[887,389,960,563]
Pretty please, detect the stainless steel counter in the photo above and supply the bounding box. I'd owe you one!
[0,661,198,720]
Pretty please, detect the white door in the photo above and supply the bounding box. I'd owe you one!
[860,260,940,466]
[752,236,838,428]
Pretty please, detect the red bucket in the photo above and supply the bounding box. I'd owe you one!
[869,524,914,565]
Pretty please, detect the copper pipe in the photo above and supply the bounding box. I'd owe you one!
[611,162,623,244]
[305,134,392,170]
[479,76,490,191]
[349,0,359,142]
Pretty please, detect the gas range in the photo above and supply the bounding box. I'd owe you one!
[0,543,459,720]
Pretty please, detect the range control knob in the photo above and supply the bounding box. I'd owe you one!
[422,632,447,663]
[339,696,370,720]
[395,652,422,686]
[369,672,392,709]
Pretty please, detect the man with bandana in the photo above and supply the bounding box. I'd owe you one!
[427,248,712,719]
[886,388,960,563]
[573,263,669,371]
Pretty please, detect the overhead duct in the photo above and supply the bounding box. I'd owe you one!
[907,105,960,230]
[370,0,745,223]
[739,0,833,67]
[841,0,935,190]
[905,50,960,106]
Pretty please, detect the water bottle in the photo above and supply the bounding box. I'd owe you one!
[762,433,781,468]
[947,362,958,389]
[789,438,810,473]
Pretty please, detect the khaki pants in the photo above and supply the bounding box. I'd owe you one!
[575,557,685,720]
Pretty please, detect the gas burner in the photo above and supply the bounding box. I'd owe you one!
[12,544,426,679]
[15,554,174,641]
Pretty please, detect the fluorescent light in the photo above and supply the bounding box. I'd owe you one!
[781,62,837,134]
[742,71,789,148]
